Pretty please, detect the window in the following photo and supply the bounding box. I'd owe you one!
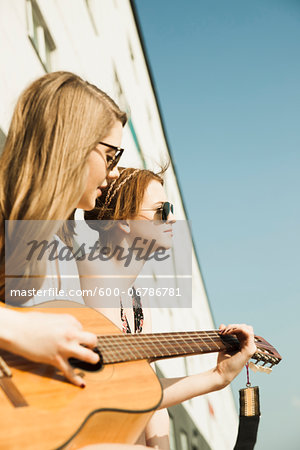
[85,0,99,35]
[192,429,200,450]
[179,430,189,450]
[128,38,138,83]
[113,68,128,113]
[0,128,6,155]
[169,415,177,450]
[26,0,56,72]
[128,40,135,62]
[113,68,146,167]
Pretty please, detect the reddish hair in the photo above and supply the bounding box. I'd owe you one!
[84,167,165,238]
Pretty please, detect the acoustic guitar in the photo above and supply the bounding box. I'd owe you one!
[0,300,282,449]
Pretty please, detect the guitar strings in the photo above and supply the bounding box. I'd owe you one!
[96,332,272,351]
[96,338,271,361]
[98,338,240,357]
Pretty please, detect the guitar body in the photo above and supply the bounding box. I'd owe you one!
[0,301,162,449]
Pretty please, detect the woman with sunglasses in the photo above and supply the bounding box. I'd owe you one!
[0,70,127,388]
[80,167,257,449]
[83,168,175,335]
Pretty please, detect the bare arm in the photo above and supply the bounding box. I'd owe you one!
[80,445,156,449]
[133,310,170,450]
[159,323,256,409]
[144,409,170,449]
[0,307,99,386]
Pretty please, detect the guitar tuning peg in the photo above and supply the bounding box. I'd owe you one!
[260,366,272,374]
[249,361,272,374]
[248,361,260,373]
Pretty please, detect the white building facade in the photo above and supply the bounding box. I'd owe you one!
[0,1,238,448]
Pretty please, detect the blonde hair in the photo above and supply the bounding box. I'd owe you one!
[0,71,126,300]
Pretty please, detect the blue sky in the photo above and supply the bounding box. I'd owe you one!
[135,1,300,448]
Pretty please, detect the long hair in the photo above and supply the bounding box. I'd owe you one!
[0,71,126,300]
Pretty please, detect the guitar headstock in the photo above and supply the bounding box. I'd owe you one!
[250,335,282,374]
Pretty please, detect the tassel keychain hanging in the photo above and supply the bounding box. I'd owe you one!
[239,363,260,417]
[233,363,261,450]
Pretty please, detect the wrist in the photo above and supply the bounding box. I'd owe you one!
[0,308,25,352]
[212,366,233,389]
[0,308,24,351]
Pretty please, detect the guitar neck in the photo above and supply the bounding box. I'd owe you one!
[97,330,240,364]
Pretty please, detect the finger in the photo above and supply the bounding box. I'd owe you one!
[223,326,256,353]
[69,345,100,364]
[221,324,249,335]
[226,325,253,336]
[219,325,233,334]
[78,331,98,349]
[225,323,249,330]
[56,356,85,387]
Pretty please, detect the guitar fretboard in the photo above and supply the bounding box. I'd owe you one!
[96,331,240,364]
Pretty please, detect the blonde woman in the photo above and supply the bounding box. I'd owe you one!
[81,168,257,449]
[0,71,126,388]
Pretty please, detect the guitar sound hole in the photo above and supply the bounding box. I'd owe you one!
[68,347,103,372]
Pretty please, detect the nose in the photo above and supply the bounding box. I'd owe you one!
[166,210,176,224]
[100,178,108,188]
[100,166,120,189]
[107,165,120,180]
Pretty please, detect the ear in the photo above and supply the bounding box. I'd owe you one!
[117,220,131,234]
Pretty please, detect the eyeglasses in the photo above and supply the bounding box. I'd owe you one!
[98,141,125,171]
[140,202,174,222]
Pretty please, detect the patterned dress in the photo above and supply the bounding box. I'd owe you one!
[120,286,144,334]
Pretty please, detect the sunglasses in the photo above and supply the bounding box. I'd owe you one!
[98,141,125,171]
[140,202,174,222]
